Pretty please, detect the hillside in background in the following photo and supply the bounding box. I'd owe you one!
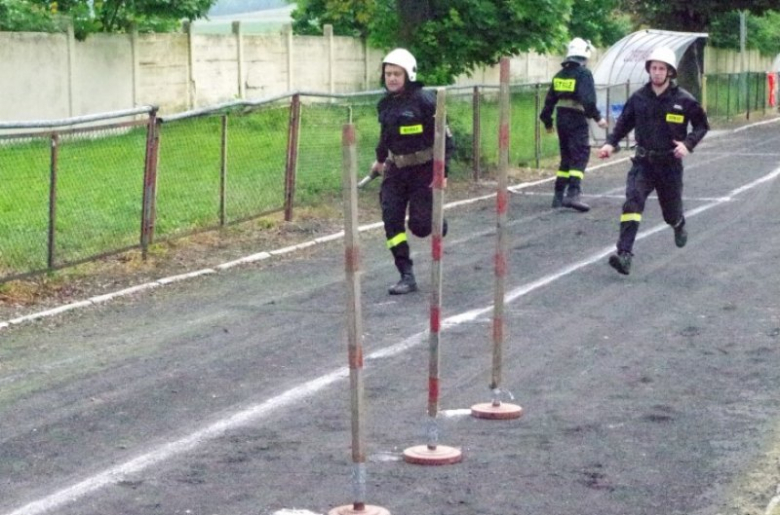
[207,0,290,16]
[194,0,295,34]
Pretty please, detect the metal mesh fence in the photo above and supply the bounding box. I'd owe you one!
[0,109,153,281]
[0,135,50,276]
[0,72,772,282]
[705,72,770,122]
[155,100,292,240]
[54,124,149,264]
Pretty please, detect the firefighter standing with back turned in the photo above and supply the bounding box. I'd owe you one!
[540,37,608,212]
[370,48,453,295]
[598,47,710,275]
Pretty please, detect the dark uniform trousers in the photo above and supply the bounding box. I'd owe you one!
[555,108,591,195]
[381,161,435,274]
[617,155,684,255]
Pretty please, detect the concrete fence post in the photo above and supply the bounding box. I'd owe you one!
[66,22,76,117]
[131,28,140,107]
[284,24,294,92]
[324,24,334,95]
[185,21,195,109]
[233,21,245,100]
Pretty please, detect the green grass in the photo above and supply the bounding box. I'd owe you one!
[0,88,564,280]
[705,72,770,121]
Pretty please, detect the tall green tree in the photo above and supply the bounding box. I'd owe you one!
[291,0,377,37]
[709,10,780,55]
[291,0,632,84]
[293,0,573,84]
[620,0,780,33]
[2,0,217,38]
[0,0,57,31]
[569,0,632,47]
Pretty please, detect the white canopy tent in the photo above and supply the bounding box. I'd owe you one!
[589,29,708,144]
[592,29,708,87]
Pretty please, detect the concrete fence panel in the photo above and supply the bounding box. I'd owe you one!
[244,34,290,99]
[292,35,330,92]
[75,33,134,115]
[136,33,191,113]
[0,32,70,120]
[0,26,774,122]
[191,33,241,106]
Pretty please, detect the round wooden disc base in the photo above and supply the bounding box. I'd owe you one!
[471,402,524,420]
[402,444,463,465]
[328,504,391,515]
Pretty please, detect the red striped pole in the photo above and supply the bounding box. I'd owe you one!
[329,124,390,515]
[403,88,462,466]
[472,57,523,420]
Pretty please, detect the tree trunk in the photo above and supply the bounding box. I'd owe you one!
[396,0,432,46]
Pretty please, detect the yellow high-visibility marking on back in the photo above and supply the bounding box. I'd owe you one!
[400,124,423,135]
[553,78,576,92]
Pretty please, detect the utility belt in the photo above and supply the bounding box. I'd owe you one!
[387,147,433,169]
[557,99,585,112]
[634,145,674,161]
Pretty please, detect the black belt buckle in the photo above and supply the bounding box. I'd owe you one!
[635,146,670,161]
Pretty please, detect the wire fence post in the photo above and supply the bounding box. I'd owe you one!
[140,108,159,259]
[702,75,708,113]
[472,85,481,182]
[284,93,301,222]
[727,75,732,120]
[47,132,59,270]
[534,83,541,169]
[219,114,228,227]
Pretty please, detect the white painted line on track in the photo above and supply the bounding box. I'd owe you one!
[734,116,780,132]
[5,166,779,515]
[517,191,732,202]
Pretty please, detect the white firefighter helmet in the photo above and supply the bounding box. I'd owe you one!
[566,37,592,60]
[645,47,678,77]
[383,48,417,82]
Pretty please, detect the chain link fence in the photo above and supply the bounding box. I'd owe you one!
[0,72,775,283]
[704,72,772,122]
[0,107,156,281]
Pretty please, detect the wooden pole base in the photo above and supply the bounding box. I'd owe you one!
[470,401,524,420]
[328,504,391,515]
[402,444,462,465]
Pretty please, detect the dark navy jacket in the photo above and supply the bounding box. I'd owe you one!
[539,62,603,129]
[375,82,437,163]
[607,81,710,152]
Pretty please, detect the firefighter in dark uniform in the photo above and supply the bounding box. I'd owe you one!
[599,47,709,275]
[540,38,608,212]
[370,48,453,295]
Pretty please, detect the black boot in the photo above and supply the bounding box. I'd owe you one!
[551,190,564,208]
[673,219,687,248]
[389,271,417,295]
[608,252,632,275]
[562,192,590,212]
